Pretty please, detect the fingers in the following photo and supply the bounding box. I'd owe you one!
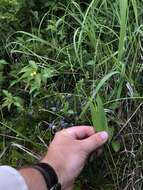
[61,126,95,140]
[82,131,108,153]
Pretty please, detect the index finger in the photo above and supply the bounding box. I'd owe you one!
[62,126,95,140]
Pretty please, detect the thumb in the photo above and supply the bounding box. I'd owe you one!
[81,131,108,153]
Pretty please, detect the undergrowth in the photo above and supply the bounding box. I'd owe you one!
[0,0,143,189]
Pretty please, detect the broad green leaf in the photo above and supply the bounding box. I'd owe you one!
[90,95,108,133]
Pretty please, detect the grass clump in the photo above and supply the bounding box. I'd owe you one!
[0,0,143,189]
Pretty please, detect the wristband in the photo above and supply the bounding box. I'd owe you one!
[32,163,61,190]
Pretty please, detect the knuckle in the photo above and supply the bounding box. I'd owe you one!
[55,129,66,138]
[55,131,62,138]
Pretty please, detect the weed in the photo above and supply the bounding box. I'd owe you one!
[0,0,143,189]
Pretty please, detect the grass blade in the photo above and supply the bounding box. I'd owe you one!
[80,71,119,118]
[118,0,128,62]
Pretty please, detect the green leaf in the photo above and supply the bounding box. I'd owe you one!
[0,59,8,65]
[90,95,108,133]
[3,90,13,100]
[29,60,38,70]
[2,100,12,111]
[41,67,56,83]
[112,140,121,152]
[13,97,24,110]
[0,59,7,70]
[86,60,95,66]
[35,74,41,89]
[80,71,119,118]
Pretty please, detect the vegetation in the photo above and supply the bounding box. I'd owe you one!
[0,0,143,189]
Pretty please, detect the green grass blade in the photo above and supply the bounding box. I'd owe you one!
[118,0,128,62]
[0,122,38,147]
[131,0,138,26]
[80,71,119,118]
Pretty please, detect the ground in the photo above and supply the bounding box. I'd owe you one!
[0,0,143,189]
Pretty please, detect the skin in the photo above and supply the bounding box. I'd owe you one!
[20,126,108,190]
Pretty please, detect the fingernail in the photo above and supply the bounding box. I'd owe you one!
[100,132,108,141]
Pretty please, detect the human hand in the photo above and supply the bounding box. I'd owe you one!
[42,126,108,190]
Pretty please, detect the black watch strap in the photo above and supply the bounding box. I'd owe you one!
[32,163,61,190]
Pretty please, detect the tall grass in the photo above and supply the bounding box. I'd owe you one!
[1,0,143,189]
[118,0,128,63]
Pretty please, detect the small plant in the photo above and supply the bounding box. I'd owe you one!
[11,60,57,95]
[2,90,24,111]
[90,95,121,152]
[0,0,143,189]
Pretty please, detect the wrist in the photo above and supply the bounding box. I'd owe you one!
[41,159,63,188]
[41,159,73,190]
[19,168,47,190]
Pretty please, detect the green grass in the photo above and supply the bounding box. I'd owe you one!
[0,0,143,189]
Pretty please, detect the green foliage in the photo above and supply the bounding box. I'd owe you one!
[2,90,24,111]
[0,60,7,86]
[0,0,20,20]
[90,95,121,152]
[17,60,57,94]
[0,0,143,189]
